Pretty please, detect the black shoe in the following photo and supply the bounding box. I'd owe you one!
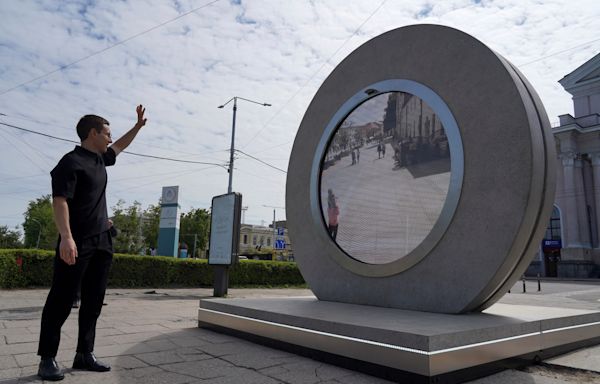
[72,352,111,372]
[38,357,64,381]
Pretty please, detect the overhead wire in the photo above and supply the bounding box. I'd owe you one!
[240,0,390,151]
[0,129,47,173]
[0,121,228,168]
[235,149,286,173]
[0,0,223,96]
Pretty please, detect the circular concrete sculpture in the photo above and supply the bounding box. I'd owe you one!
[286,24,556,313]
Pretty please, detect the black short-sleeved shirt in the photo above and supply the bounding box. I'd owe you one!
[51,146,116,241]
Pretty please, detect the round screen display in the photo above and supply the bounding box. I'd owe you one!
[320,92,451,264]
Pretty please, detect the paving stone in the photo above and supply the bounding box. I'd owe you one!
[202,367,282,384]
[121,370,195,384]
[169,335,212,348]
[195,339,266,357]
[105,331,167,345]
[161,359,235,380]
[95,327,124,337]
[0,342,37,356]
[466,369,571,384]
[12,353,37,368]
[195,329,243,344]
[546,345,600,373]
[116,365,164,378]
[0,286,599,384]
[0,328,35,337]
[135,350,194,366]
[0,355,18,370]
[113,324,170,334]
[101,355,149,370]
[0,367,21,380]
[324,372,394,384]
[259,360,353,384]
[220,350,299,370]
[5,334,37,345]
[2,321,38,329]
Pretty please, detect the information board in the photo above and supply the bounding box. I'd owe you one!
[208,193,242,265]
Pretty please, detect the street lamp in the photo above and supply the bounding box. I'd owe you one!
[30,218,42,249]
[218,97,271,193]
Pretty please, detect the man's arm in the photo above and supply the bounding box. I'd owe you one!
[110,104,147,156]
[53,196,77,265]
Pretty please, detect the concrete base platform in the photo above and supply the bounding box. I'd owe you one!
[198,297,600,383]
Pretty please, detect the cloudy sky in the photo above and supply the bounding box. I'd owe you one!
[1,0,599,234]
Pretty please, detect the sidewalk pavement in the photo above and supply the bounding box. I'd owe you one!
[1,282,599,383]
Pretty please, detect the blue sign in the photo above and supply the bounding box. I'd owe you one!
[542,239,561,248]
[275,239,286,249]
[277,227,285,236]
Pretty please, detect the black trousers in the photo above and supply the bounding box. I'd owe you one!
[38,231,113,357]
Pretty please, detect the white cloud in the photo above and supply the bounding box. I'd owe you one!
[1,0,599,233]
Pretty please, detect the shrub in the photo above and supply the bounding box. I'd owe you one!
[0,249,305,288]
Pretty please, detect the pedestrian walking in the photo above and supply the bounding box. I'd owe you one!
[37,105,148,381]
[327,189,340,240]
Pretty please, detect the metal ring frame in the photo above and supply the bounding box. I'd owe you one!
[310,80,464,277]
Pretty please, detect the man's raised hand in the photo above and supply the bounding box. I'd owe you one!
[136,104,147,128]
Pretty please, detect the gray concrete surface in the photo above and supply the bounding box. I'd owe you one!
[1,281,599,383]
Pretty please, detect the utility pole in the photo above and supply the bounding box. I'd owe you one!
[218,97,271,193]
[263,205,285,256]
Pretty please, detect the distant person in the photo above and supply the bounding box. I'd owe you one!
[149,246,157,256]
[356,147,360,163]
[37,105,148,381]
[381,142,386,157]
[351,150,356,165]
[377,143,382,159]
[327,189,340,240]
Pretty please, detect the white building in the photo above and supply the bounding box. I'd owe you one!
[529,53,600,278]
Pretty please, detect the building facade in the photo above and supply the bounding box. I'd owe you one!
[239,222,293,261]
[530,53,600,278]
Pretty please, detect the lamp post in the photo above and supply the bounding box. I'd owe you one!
[218,97,271,193]
[30,218,42,249]
[213,97,270,297]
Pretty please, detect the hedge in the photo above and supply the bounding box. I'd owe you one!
[0,249,305,289]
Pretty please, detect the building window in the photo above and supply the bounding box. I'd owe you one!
[545,206,561,240]
[260,236,264,245]
[252,235,257,246]
[267,237,271,247]
[243,234,248,244]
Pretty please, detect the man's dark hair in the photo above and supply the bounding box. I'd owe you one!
[76,115,109,141]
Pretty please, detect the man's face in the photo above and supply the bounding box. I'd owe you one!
[95,124,113,153]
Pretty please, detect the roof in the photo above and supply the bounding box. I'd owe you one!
[558,53,600,94]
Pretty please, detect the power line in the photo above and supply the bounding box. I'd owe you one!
[0,121,228,168]
[241,0,389,150]
[235,149,287,173]
[0,0,223,96]
[518,37,600,67]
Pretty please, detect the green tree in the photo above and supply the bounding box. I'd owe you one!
[179,208,210,258]
[111,200,143,254]
[23,195,57,249]
[142,202,161,251]
[0,225,23,248]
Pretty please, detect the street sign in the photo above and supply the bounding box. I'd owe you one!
[277,227,285,236]
[275,239,286,249]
